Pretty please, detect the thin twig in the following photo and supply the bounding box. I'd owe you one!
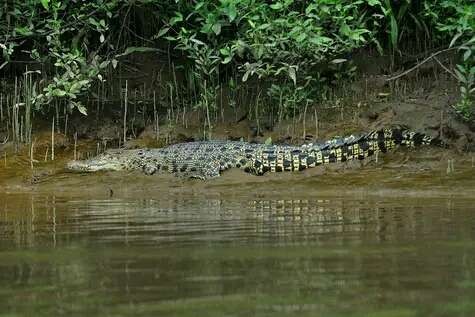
[433,57,458,80]
[51,116,55,161]
[385,46,459,82]
[123,80,128,145]
[115,4,133,50]
[74,132,78,161]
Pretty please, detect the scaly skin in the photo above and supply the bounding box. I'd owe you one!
[66,127,442,179]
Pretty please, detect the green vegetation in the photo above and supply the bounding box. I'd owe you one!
[425,0,475,119]
[0,0,474,142]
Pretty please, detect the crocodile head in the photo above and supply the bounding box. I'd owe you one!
[67,149,131,172]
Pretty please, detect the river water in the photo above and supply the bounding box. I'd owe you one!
[1,152,475,316]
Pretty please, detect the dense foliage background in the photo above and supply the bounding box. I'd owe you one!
[0,0,474,132]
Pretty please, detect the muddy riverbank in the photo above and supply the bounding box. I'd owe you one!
[0,74,474,195]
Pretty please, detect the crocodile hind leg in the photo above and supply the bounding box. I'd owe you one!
[175,161,221,180]
[142,163,158,175]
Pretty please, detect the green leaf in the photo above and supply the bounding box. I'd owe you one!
[242,70,250,82]
[224,5,237,22]
[99,60,110,68]
[367,0,381,6]
[288,67,296,85]
[295,33,307,43]
[116,47,160,58]
[55,89,67,97]
[170,12,183,26]
[212,23,222,35]
[220,47,230,55]
[14,27,33,36]
[190,38,206,45]
[88,17,99,27]
[270,3,283,10]
[454,69,466,82]
[373,39,384,55]
[76,103,88,116]
[195,2,205,10]
[40,0,49,10]
[264,137,272,145]
[339,23,351,36]
[449,33,462,48]
[309,36,332,45]
[463,49,471,61]
[331,59,347,64]
[389,14,398,49]
[155,27,170,38]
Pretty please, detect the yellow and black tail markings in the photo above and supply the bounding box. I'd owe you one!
[248,127,443,175]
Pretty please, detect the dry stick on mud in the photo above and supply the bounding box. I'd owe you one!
[314,109,319,140]
[64,112,68,136]
[30,139,35,170]
[433,57,459,80]
[74,132,77,161]
[51,116,54,161]
[303,100,309,140]
[447,159,455,174]
[255,91,261,137]
[1,94,3,121]
[440,110,444,139]
[153,91,159,141]
[123,80,128,145]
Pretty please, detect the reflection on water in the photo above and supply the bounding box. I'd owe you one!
[1,193,475,316]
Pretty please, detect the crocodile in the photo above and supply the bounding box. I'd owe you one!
[66,127,443,179]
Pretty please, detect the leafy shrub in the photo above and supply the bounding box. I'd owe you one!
[0,0,474,121]
[158,0,380,116]
[1,0,117,114]
[425,0,475,120]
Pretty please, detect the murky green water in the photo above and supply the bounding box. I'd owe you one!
[1,189,475,317]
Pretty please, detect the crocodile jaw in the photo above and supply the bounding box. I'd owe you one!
[66,159,124,172]
[66,150,128,172]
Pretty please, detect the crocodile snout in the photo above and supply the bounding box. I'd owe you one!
[67,160,94,172]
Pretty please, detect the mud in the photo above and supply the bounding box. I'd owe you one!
[0,68,474,194]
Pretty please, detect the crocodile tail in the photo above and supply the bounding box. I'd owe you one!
[248,127,444,175]
[306,127,444,167]
[364,127,444,149]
